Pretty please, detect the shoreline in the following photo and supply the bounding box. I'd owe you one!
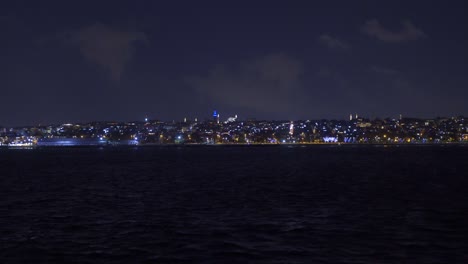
[1,142,466,149]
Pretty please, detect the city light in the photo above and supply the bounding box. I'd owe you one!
[0,115,466,147]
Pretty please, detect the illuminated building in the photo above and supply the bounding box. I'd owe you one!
[213,110,220,124]
[37,138,108,146]
[226,115,238,123]
[323,136,338,143]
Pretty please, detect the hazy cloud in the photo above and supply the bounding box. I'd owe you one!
[71,23,147,82]
[370,65,399,75]
[318,34,349,50]
[186,53,304,114]
[361,19,426,43]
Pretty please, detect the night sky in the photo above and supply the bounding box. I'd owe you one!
[1,1,467,126]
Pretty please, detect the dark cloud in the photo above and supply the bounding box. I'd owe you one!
[0,14,14,21]
[361,19,426,43]
[370,65,399,75]
[318,34,349,50]
[0,14,23,28]
[70,23,147,82]
[186,53,305,114]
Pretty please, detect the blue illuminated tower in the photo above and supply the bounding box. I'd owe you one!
[213,110,220,124]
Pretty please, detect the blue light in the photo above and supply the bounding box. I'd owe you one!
[213,110,217,117]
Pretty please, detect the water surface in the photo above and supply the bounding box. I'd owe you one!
[1,145,467,263]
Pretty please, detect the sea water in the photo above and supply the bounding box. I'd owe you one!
[1,145,467,263]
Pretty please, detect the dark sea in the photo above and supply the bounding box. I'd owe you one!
[1,145,467,263]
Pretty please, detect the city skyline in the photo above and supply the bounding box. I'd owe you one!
[1,113,466,146]
[1,111,466,128]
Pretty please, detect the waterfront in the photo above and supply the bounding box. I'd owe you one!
[1,116,467,147]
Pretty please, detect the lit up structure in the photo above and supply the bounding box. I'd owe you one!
[37,138,108,146]
[343,137,356,143]
[289,121,294,135]
[213,110,220,124]
[323,137,338,143]
[226,114,238,123]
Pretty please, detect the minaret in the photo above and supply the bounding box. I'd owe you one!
[349,114,353,121]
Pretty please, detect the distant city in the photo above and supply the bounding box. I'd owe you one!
[1,111,467,146]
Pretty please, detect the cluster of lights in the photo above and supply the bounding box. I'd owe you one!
[0,115,466,146]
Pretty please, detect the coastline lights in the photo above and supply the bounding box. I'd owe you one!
[323,137,338,143]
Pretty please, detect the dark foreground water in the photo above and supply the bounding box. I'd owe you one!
[1,145,467,263]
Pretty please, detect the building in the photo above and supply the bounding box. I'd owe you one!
[37,138,107,146]
[226,115,238,123]
[213,110,220,124]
